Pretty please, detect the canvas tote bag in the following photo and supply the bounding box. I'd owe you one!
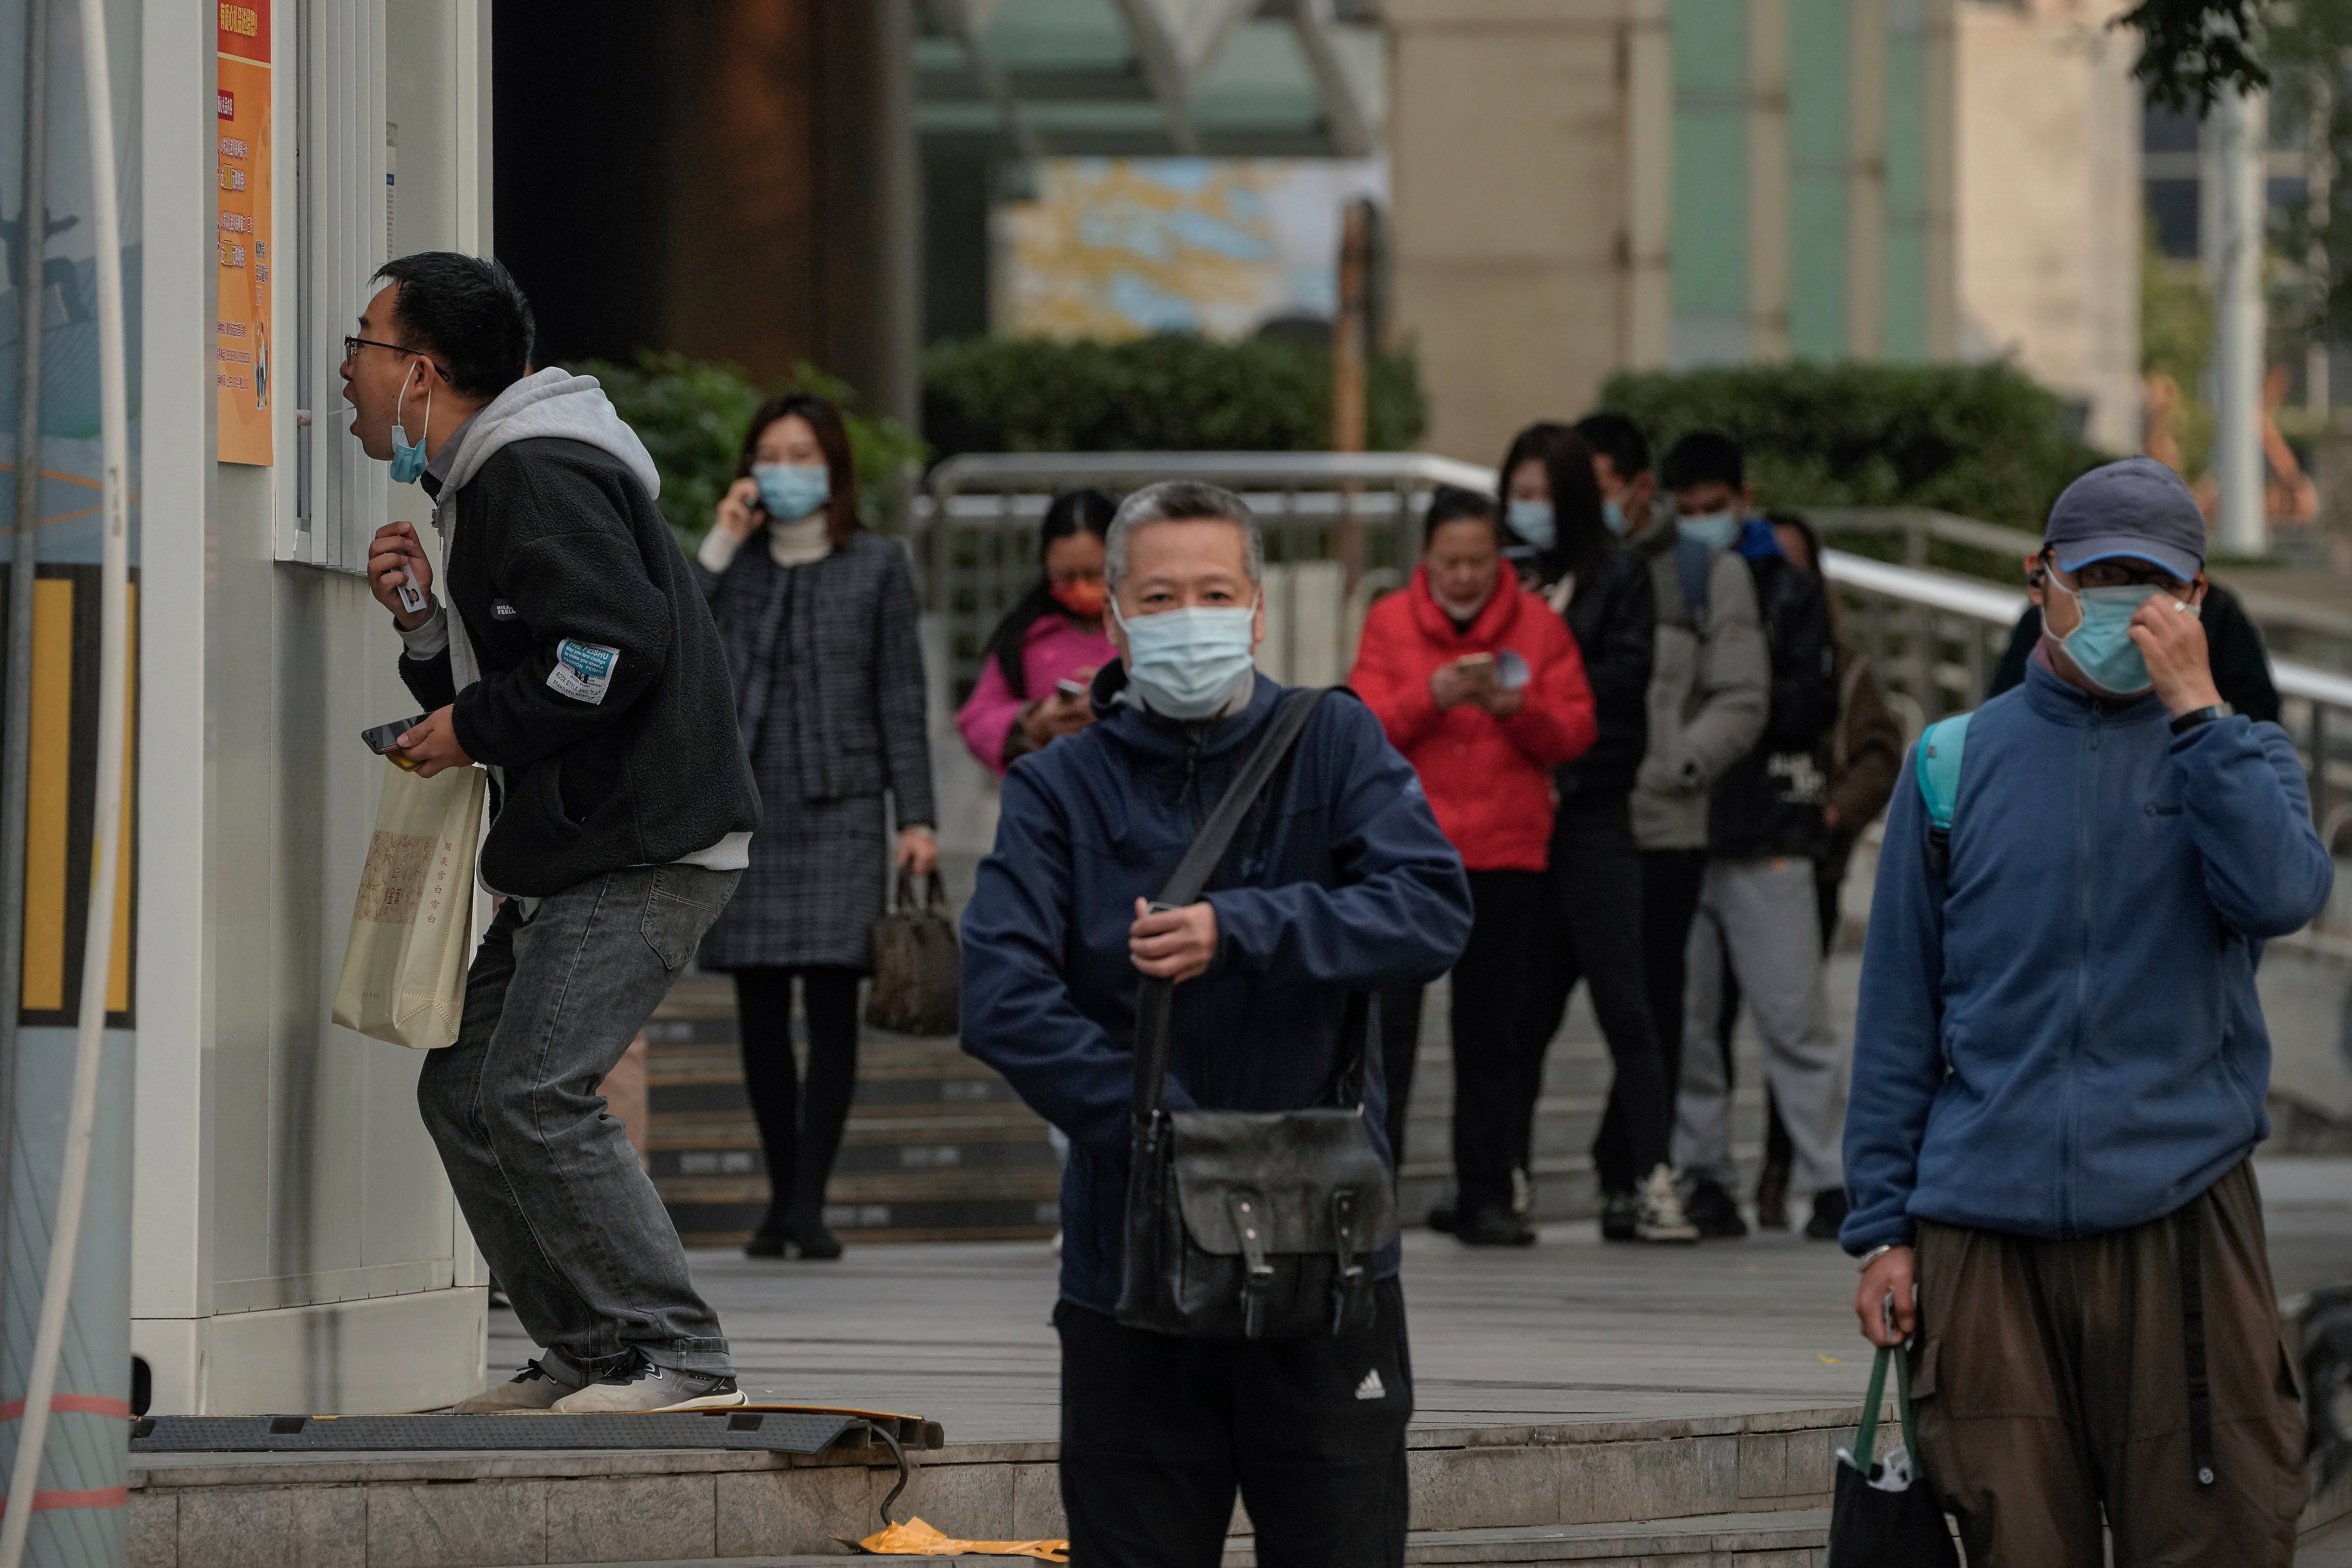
[332,759,487,1049]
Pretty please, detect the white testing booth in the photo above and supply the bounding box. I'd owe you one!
[131,0,495,1414]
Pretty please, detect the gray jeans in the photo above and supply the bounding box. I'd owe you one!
[419,863,740,1381]
[1671,856,1844,1196]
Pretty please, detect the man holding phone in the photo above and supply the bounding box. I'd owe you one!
[349,251,760,1413]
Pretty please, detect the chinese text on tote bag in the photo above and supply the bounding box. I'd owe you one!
[332,759,486,1049]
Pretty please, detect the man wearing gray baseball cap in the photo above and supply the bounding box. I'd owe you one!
[1840,455,2331,1562]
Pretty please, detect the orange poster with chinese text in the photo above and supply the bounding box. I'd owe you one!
[216,0,272,465]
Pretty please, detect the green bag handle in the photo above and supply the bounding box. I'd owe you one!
[1851,1343,1921,1473]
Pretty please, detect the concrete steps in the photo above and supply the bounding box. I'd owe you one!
[643,981,1061,1246]
[642,971,1780,1248]
[123,1405,2352,1566]
[535,1510,1833,1566]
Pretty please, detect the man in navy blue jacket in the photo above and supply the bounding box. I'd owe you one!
[1844,457,2331,1564]
[960,480,1473,1568]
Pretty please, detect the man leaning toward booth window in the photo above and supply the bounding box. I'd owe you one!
[1843,456,2330,1565]
[958,481,1474,1568]
[348,251,761,1414]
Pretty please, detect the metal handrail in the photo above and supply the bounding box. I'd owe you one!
[924,449,1499,499]
[1811,505,2352,650]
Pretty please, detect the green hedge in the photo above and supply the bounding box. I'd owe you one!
[568,352,926,553]
[921,333,1427,457]
[1595,361,2110,532]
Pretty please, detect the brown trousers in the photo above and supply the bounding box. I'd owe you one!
[1911,1161,2305,1566]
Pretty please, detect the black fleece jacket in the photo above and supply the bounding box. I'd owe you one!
[1552,544,1654,801]
[397,436,760,896]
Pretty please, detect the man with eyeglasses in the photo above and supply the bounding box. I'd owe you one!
[348,251,760,1415]
[1842,456,2329,1563]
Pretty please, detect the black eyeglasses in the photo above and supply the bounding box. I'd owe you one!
[343,334,433,367]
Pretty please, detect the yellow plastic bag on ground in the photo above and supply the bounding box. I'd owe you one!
[332,760,485,1049]
[846,1517,1068,1562]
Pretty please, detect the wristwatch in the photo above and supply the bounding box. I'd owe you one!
[1857,1243,1898,1273]
[2169,702,2234,735]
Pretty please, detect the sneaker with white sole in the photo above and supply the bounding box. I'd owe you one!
[454,1359,580,1414]
[1635,1165,1700,1243]
[548,1356,746,1414]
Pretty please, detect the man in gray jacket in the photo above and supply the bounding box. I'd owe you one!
[1575,414,1768,1239]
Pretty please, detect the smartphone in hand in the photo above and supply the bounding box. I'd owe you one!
[361,714,430,771]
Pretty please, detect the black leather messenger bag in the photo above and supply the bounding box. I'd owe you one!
[1113,687,1399,1340]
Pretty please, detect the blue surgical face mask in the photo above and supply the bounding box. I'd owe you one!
[1505,499,1555,552]
[388,363,431,485]
[753,462,831,521]
[1112,597,1258,720]
[1679,510,1738,550]
[1602,499,1627,536]
[2044,577,2183,696]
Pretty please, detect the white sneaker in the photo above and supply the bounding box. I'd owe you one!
[453,1359,578,1413]
[1635,1164,1700,1243]
[548,1357,746,1414]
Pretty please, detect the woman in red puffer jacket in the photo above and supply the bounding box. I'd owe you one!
[1347,485,1597,1245]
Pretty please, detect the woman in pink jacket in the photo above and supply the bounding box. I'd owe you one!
[956,490,1120,775]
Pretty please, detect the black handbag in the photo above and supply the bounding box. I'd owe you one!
[1114,688,1399,1340]
[1827,1342,1960,1565]
[865,871,961,1036]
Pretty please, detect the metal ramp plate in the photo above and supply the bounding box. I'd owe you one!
[130,1410,866,1455]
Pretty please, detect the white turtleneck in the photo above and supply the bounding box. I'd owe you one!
[697,512,831,573]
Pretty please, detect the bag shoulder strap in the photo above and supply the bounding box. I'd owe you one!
[1915,711,1971,877]
[1132,688,1329,1119]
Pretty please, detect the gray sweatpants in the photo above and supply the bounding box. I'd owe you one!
[1671,855,1844,1195]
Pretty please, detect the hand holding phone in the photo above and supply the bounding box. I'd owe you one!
[362,713,431,771]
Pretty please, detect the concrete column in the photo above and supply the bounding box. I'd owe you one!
[1623,0,1675,372]
[1920,0,1957,359]
[2209,83,2269,556]
[1389,0,1661,462]
[1745,0,1790,361]
[1844,0,1887,359]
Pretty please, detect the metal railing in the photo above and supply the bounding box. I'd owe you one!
[1811,506,2352,672]
[916,452,1493,703]
[915,452,2352,845]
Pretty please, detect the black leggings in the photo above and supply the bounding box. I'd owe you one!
[1522,795,1674,1196]
[731,966,862,1229]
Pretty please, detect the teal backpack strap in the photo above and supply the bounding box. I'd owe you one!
[1919,715,1976,884]
[1915,712,1971,878]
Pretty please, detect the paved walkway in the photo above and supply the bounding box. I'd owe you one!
[490,1156,2351,1446]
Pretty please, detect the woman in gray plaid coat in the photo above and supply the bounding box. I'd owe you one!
[692,393,936,1260]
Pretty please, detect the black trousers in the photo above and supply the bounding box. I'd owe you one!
[730,965,861,1230]
[1448,869,1550,1217]
[1376,982,1425,1168]
[1056,1281,1413,1568]
[1520,796,1672,1194]
[1594,847,1707,1195]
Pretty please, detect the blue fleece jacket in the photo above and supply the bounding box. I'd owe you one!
[958,667,1473,1312]
[1842,657,2332,1254]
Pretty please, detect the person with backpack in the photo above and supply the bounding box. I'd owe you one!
[1846,457,2329,1563]
[1733,512,1905,1230]
[1656,432,1846,1242]
[1572,413,1769,1239]
[1495,424,1696,1244]
[1347,483,1601,1247]
[958,481,1474,1566]
[356,253,761,1412]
